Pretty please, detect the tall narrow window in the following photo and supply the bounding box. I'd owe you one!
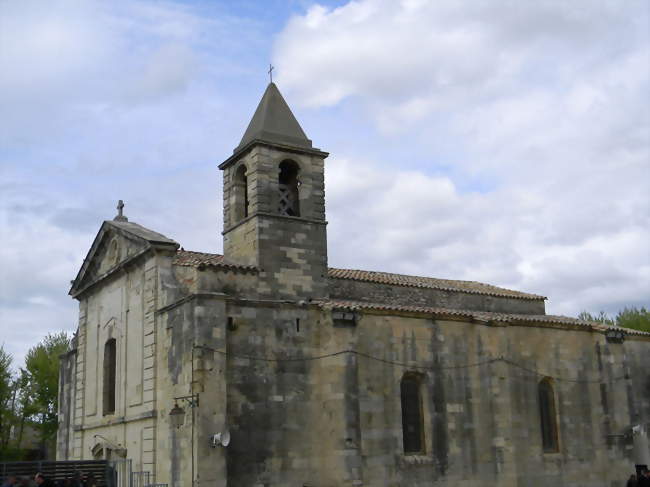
[234,165,249,220]
[401,374,424,454]
[278,160,300,217]
[103,338,116,415]
[538,378,559,452]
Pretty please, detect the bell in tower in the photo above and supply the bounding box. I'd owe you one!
[219,82,329,300]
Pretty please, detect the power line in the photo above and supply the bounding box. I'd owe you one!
[195,345,629,384]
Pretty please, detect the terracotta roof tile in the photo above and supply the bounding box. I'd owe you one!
[173,250,544,299]
[328,267,545,300]
[170,251,648,338]
[317,299,650,336]
[173,250,258,272]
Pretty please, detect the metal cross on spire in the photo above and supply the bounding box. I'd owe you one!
[268,64,274,83]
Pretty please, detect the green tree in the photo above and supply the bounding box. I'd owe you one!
[616,306,650,332]
[577,310,615,326]
[578,307,650,332]
[23,332,71,452]
[0,345,15,450]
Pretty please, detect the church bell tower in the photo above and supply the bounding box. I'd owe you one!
[219,82,329,300]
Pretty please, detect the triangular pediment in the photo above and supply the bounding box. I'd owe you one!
[70,220,178,298]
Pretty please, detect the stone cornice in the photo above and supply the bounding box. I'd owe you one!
[219,139,329,170]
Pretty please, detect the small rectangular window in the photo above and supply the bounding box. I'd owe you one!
[103,339,116,415]
[332,311,356,327]
[401,375,424,454]
[538,379,559,452]
[227,316,236,331]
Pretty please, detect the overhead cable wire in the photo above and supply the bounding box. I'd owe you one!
[194,345,629,384]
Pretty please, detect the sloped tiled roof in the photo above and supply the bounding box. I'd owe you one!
[108,220,179,245]
[174,250,544,300]
[170,250,650,338]
[318,298,650,336]
[329,268,546,301]
[173,250,258,272]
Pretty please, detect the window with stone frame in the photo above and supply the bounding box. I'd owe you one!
[103,338,117,415]
[278,159,300,217]
[401,373,425,454]
[538,377,559,452]
[234,164,249,221]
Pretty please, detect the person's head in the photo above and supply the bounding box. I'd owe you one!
[34,473,45,485]
[3,476,17,485]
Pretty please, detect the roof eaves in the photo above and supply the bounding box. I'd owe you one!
[316,299,648,336]
[328,269,546,301]
[172,250,258,273]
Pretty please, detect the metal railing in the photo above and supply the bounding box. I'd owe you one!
[0,459,165,487]
[130,470,151,487]
[0,459,131,486]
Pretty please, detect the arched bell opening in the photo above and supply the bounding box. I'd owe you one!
[234,164,249,221]
[278,160,300,217]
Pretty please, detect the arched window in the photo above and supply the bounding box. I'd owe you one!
[234,165,249,220]
[103,339,116,415]
[538,378,559,452]
[401,373,424,454]
[278,160,300,217]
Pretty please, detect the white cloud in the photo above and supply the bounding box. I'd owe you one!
[1,0,648,367]
[275,0,647,133]
[325,154,649,317]
[0,0,251,366]
[285,0,649,318]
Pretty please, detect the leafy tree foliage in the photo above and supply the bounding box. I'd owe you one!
[23,332,71,448]
[578,306,650,332]
[0,345,15,450]
[616,306,650,332]
[577,310,615,326]
[0,346,29,459]
[0,333,71,460]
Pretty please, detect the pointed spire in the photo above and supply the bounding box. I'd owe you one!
[235,83,312,153]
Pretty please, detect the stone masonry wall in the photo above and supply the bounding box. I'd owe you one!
[73,256,157,471]
[58,244,164,480]
[256,215,328,300]
[215,300,649,487]
[56,349,77,460]
[348,312,649,487]
[222,144,328,300]
[223,302,357,487]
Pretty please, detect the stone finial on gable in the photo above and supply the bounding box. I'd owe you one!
[114,200,128,222]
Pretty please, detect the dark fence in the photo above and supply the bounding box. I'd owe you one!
[0,460,116,486]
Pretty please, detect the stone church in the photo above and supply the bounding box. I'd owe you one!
[58,83,650,486]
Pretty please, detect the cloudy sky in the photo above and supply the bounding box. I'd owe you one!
[1,0,648,366]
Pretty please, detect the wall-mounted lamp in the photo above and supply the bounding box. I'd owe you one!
[169,394,199,428]
[605,327,626,344]
[169,403,186,428]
